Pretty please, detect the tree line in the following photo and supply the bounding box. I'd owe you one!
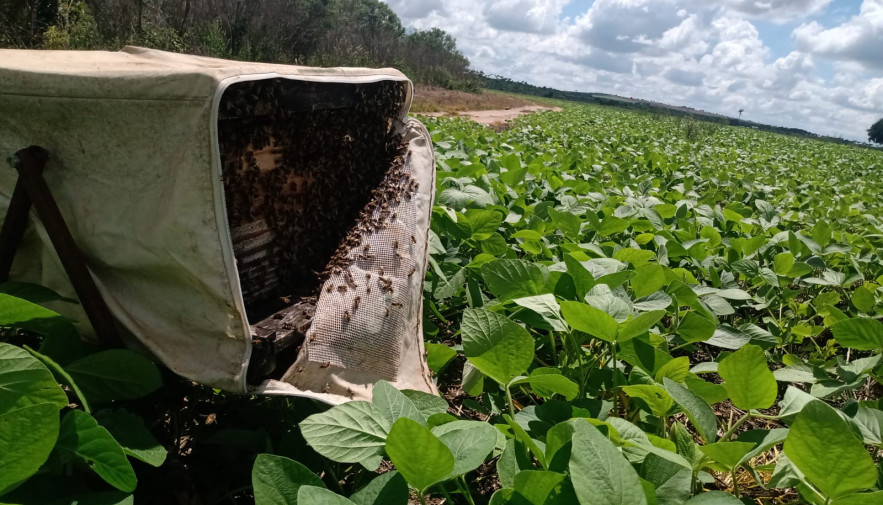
[0,0,479,90]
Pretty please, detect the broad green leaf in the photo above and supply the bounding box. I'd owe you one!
[513,470,574,505]
[773,252,795,276]
[511,370,579,400]
[24,345,91,413]
[296,486,356,505]
[400,390,450,419]
[93,409,167,467]
[698,441,754,470]
[349,472,408,505]
[372,381,424,425]
[0,403,59,496]
[655,357,690,383]
[498,439,531,488]
[569,422,647,505]
[664,378,717,442]
[0,282,75,304]
[621,385,673,418]
[425,343,457,373]
[718,344,777,410]
[461,308,533,384]
[785,401,877,499]
[481,259,549,300]
[433,420,497,477]
[0,343,67,415]
[831,318,883,351]
[504,414,547,468]
[599,216,629,236]
[677,312,716,343]
[385,418,454,493]
[683,491,744,504]
[513,294,567,331]
[463,209,503,240]
[0,293,60,326]
[434,267,466,300]
[560,301,618,342]
[252,454,325,505]
[851,287,876,313]
[618,310,665,342]
[55,409,136,492]
[564,254,596,300]
[832,491,883,505]
[631,264,665,298]
[64,350,162,403]
[299,401,390,463]
[640,453,692,505]
[614,248,657,266]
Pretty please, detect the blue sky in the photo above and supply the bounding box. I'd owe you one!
[384,0,883,141]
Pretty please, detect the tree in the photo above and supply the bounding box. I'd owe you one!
[869,118,883,145]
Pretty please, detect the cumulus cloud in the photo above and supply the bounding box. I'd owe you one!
[793,0,883,70]
[382,0,883,141]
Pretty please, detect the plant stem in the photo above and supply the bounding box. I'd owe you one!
[505,384,516,418]
[549,331,559,366]
[721,412,752,441]
[610,341,619,414]
[731,469,740,498]
[418,491,428,505]
[459,475,477,505]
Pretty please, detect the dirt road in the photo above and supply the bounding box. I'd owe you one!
[416,105,562,125]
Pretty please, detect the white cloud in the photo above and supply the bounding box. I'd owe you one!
[383,0,883,141]
[793,0,883,70]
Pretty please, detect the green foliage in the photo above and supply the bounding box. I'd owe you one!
[869,118,883,145]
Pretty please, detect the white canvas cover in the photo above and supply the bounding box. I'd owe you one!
[0,47,437,403]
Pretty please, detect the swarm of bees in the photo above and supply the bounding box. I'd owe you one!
[218,77,423,384]
[218,78,407,317]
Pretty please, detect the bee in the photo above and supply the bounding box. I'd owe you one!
[326,285,333,293]
[205,413,217,425]
[320,361,331,369]
[391,301,403,308]
[411,235,416,244]
[393,240,399,249]
[366,286,371,294]
[385,308,390,317]
[321,383,331,394]
[281,295,291,304]
[408,267,416,276]
[353,296,361,310]
[346,388,355,399]
[344,310,351,321]
[365,272,371,280]
[379,266,385,276]
[338,285,347,293]
[364,243,371,251]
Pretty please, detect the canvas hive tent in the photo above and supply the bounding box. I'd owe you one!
[0,46,437,404]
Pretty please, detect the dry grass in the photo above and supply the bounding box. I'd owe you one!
[410,86,539,113]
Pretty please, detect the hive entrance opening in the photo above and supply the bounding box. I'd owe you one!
[217,78,411,381]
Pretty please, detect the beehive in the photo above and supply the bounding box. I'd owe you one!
[0,47,437,403]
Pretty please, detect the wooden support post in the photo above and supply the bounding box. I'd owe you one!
[0,146,122,347]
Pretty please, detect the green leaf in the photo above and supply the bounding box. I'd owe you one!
[461,308,534,385]
[718,344,777,410]
[832,491,883,505]
[663,378,717,443]
[683,491,744,504]
[252,454,325,505]
[504,414,547,469]
[569,421,647,505]
[0,403,60,496]
[621,385,673,418]
[631,264,665,298]
[463,209,503,240]
[513,294,567,331]
[618,310,666,343]
[655,357,690,383]
[851,287,876,313]
[434,267,467,300]
[425,343,457,373]
[372,381,424,425]
[400,390,449,419]
[831,318,883,351]
[299,402,391,464]
[0,343,67,415]
[295,486,356,505]
[599,216,629,236]
[560,301,618,342]
[564,254,596,300]
[481,259,549,300]
[677,312,716,343]
[784,401,877,499]
[773,253,795,276]
[432,420,497,477]
[513,470,574,505]
[698,441,754,470]
[24,345,91,414]
[92,409,167,467]
[640,453,692,505]
[55,409,137,492]
[511,370,579,401]
[349,472,408,505]
[0,293,61,326]
[385,418,454,493]
[64,350,162,403]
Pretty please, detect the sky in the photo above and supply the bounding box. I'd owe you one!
[382,0,883,141]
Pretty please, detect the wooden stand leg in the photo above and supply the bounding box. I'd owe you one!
[0,146,121,348]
